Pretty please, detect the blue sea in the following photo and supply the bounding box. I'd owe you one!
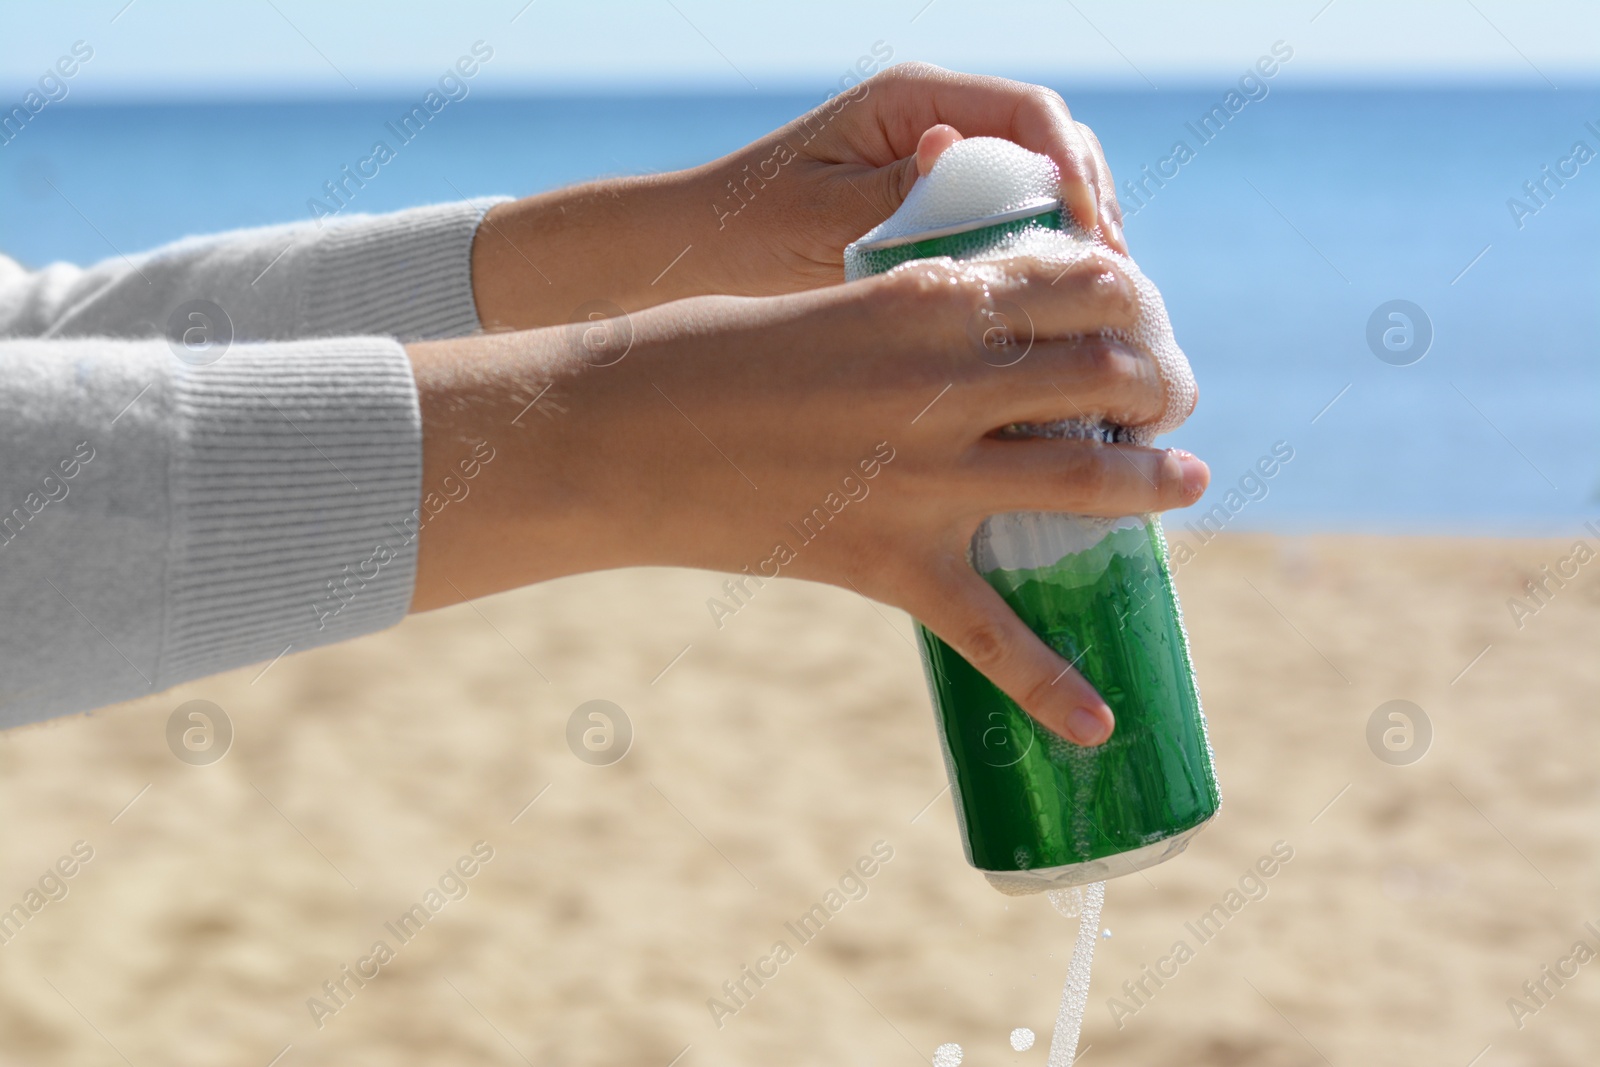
[2,87,1596,535]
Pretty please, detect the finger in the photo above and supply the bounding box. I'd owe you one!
[871,253,1139,355]
[966,253,1141,340]
[1077,122,1127,254]
[916,124,964,176]
[863,65,1103,235]
[951,441,1209,517]
[960,338,1166,430]
[903,554,1114,745]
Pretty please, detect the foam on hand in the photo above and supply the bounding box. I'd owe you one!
[844,136,1195,448]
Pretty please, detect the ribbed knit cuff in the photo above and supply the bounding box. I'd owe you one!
[158,338,422,687]
[300,198,510,341]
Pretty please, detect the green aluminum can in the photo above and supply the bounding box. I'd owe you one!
[847,202,1221,893]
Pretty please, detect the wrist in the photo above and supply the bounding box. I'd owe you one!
[407,312,695,611]
[469,170,722,332]
[407,329,588,609]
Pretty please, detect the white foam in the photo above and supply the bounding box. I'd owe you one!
[851,137,1060,248]
[1045,880,1104,1067]
[932,1041,964,1066]
[1010,1027,1037,1051]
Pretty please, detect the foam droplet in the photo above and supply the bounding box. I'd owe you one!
[1101,928,1112,939]
[932,1042,964,1067]
[1010,1027,1036,1051]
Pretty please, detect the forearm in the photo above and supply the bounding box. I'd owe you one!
[407,330,559,610]
[468,153,824,333]
[470,173,710,331]
[405,327,638,611]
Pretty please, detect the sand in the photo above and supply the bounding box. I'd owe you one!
[1,533,1595,1066]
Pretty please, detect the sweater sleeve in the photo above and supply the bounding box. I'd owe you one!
[0,198,507,342]
[0,200,506,727]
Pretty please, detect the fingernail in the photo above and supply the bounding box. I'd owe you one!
[1106,214,1126,250]
[1171,449,1208,502]
[1066,706,1111,746]
[1072,188,1098,236]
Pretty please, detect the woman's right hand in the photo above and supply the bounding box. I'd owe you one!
[407,252,1206,746]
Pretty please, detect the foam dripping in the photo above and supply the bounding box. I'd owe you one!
[1045,880,1104,1067]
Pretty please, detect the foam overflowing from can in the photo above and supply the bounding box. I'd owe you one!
[846,137,1196,574]
[844,136,1196,450]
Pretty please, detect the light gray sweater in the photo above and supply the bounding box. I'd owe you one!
[0,198,505,727]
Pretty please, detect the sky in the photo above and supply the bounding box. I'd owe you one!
[2,0,1597,100]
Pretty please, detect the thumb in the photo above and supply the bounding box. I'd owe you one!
[845,125,964,232]
[902,557,1114,747]
[915,123,963,175]
[847,151,919,228]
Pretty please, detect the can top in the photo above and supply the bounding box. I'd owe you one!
[847,196,1061,253]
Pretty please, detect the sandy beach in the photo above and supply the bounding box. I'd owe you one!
[1,532,1595,1066]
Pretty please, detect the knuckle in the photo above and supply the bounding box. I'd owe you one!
[958,618,1010,673]
[883,60,944,85]
[1050,258,1138,325]
[1099,273,1139,326]
[1027,84,1071,118]
[1079,338,1133,387]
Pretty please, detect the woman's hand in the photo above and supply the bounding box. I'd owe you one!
[689,61,1127,291]
[409,253,1205,747]
[470,63,1125,331]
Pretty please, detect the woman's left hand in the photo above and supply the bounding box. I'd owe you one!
[694,61,1126,291]
[471,62,1125,331]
